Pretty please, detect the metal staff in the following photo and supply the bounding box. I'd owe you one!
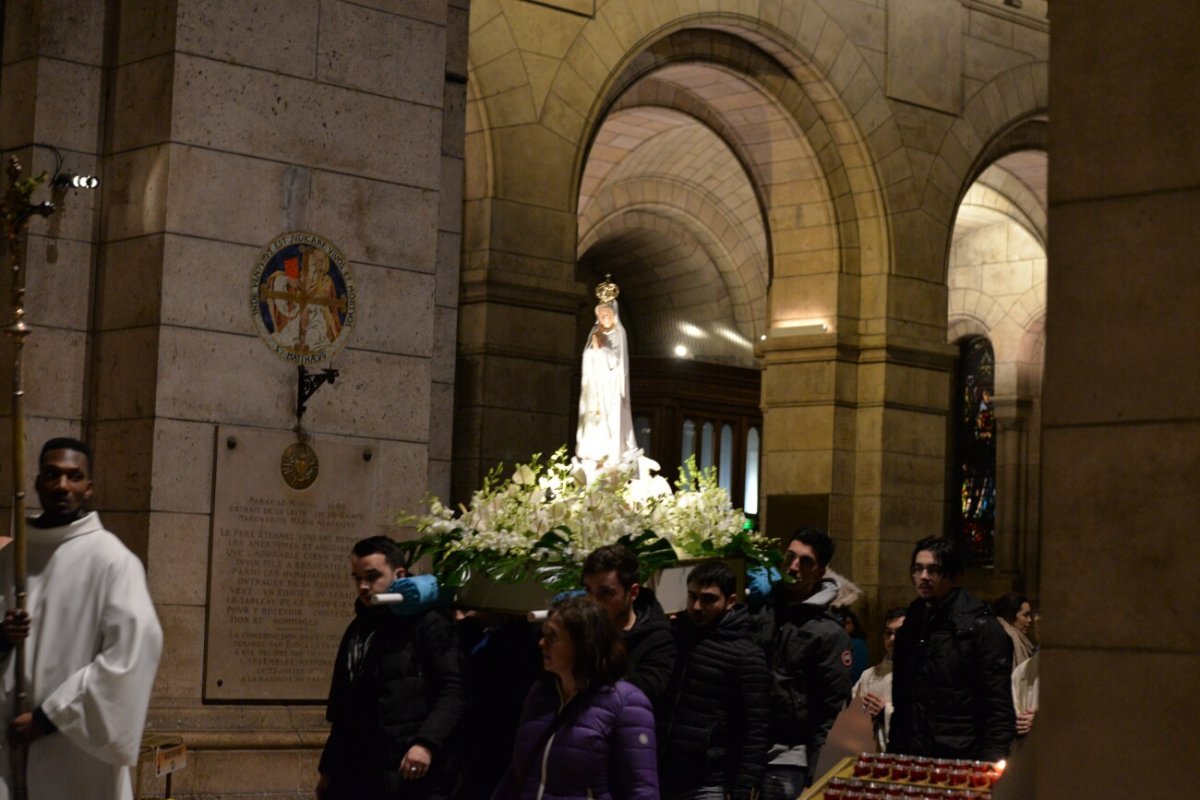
[3,154,54,800]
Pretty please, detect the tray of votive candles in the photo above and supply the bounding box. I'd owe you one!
[801,754,1005,800]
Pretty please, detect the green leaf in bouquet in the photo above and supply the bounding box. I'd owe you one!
[533,527,572,550]
[616,530,678,579]
[532,563,579,593]
[484,555,532,584]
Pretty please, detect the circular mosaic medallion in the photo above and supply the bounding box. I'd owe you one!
[251,231,356,364]
[280,441,320,490]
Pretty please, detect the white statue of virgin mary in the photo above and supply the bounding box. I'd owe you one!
[575,277,638,465]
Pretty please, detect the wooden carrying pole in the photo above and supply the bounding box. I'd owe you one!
[3,155,54,800]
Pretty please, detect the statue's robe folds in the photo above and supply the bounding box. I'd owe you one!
[0,512,163,800]
[577,324,637,464]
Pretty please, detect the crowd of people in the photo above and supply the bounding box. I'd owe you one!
[0,436,1037,800]
[317,529,1041,800]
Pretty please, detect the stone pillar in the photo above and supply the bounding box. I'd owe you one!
[759,332,955,621]
[758,332,854,546]
[0,0,105,521]
[453,182,584,501]
[992,397,1025,577]
[1037,1,1200,794]
[4,1,466,795]
[859,340,957,619]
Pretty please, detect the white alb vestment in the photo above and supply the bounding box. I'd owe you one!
[852,659,894,752]
[0,512,163,800]
[576,301,638,464]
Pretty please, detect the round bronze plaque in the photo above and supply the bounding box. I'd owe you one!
[281,441,319,490]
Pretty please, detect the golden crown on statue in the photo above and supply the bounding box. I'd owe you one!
[595,274,620,304]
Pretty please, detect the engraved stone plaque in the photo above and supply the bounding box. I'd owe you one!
[205,425,379,701]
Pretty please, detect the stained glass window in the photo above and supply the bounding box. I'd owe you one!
[956,336,996,565]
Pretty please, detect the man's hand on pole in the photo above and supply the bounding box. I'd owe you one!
[9,712,47,744]
[1,610,29,646]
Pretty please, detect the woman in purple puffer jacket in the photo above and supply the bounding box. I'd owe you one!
[492,596,659,800]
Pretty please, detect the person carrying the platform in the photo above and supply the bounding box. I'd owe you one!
[755,528,853,797]
[581,544,675,707]
[658,560,770,800]
[318,536,464,799]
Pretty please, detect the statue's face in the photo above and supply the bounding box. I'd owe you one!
[595,305,615,330]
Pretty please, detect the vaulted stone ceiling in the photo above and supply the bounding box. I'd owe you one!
[576,61,799,368]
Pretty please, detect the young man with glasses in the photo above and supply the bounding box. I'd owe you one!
[888,537,1016,762]
[756,528,854,798]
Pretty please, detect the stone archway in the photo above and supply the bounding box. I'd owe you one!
[457,0,1049,622]
[947,144,1048,596]
[458,3,904,538]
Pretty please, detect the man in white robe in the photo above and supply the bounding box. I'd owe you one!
[0,437,163,800]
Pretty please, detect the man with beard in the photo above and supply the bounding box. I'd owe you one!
[657,561,769,800]
[888,536,1015,762]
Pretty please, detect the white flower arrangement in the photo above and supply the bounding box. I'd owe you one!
[403,447,773,592]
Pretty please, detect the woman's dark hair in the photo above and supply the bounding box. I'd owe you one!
[549,595,628,687]
[992,593,1030,623]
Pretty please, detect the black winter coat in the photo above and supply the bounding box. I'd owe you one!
[624,588,676,707]
[658,605,770,799]
[754,592,852,761]
[888,587,1016,762]
[320,602,465,799]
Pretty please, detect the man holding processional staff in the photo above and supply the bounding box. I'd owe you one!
[0,438,162,800]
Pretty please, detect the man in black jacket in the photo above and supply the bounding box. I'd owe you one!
[888,536,1015,762]
[757,528,853,798]
[582,544,675,706]
[658,561,770,800]
[317,537,464,800]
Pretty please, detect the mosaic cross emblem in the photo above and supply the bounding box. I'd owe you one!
[251,232,356,364]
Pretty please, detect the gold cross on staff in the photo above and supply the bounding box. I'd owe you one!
[259,284,348,314]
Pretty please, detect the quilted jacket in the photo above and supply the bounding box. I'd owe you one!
[657,605,771,799]
[492,677,659,799]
